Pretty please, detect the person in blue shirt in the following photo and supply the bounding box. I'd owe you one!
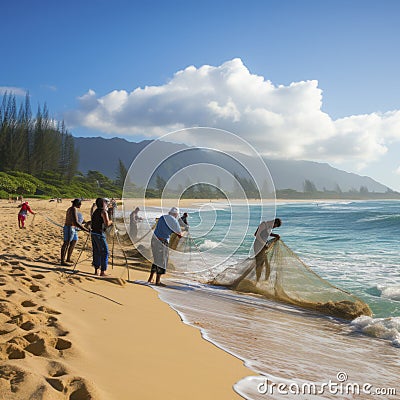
[148,207,182,286]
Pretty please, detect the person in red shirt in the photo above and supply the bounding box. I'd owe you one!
[18,201,35,229]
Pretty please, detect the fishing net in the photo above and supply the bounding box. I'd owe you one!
[126,217,371,320]
[208,239,372,320]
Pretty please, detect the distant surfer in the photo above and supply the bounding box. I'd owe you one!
[253,218,282,282]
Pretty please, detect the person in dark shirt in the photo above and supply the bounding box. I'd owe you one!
[91,198,113,276]
[178,212,189,231]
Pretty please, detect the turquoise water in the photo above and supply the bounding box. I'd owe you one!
[139,200,400,399]
[187,200,400,318]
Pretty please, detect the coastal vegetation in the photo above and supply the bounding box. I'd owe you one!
[0,92,121,199]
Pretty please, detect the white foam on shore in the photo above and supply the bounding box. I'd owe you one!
[198,239,219,250]
[351,315,400,347]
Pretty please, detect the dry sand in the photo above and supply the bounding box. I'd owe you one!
[0,199,255,399]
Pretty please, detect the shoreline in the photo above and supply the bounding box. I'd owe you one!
[0,199,255,399]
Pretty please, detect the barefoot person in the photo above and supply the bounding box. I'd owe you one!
[61,198,89,266]
[148,207,182,286]
[18,201,36,229]
[91,198,113,276]
[253,218,282,282]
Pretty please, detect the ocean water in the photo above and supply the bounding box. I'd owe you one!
[133,201,400,399]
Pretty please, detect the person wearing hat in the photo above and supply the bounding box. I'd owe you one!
[148,207,182,286]
[91,198,113,276]
[18,201,36,229]
[61,198,89,266]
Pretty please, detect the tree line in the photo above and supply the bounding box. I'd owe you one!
[0,92,78,180]
[0,92,124,199]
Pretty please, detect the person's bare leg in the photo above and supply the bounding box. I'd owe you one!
[148,271,155,283]
[255,247,267,282]
[265,259,271,281]
[61,242,70,265]
[155,274,166,286]
[66,240,77,262]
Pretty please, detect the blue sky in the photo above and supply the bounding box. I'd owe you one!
[1,0,400,190]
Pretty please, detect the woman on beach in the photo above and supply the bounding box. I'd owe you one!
[18,201,36,229]
[91,198,113,276]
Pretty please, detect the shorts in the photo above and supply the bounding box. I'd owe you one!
[151,264,166,275]
[63,226,78,242]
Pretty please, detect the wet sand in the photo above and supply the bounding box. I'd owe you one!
[0,199,254,399]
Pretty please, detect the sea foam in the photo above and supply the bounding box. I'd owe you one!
[379,284,400,301]
[351,315,400,347]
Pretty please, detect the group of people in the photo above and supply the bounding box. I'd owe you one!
[61,197,113,276]
[147,207,281,286]
[19,196,282,286]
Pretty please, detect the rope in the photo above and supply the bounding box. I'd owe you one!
[132,226,153,244]
[61,231,91,279]
[178,233,213,275]
[37,212,63,228]
[114,226,130,281]
[30,213,36,227]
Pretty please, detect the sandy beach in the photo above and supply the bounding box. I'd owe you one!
[0,199,255,399]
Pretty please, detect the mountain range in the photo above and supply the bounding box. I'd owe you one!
[74,136,391,193]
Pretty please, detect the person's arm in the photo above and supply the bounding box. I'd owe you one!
[175,221,182,238]
[270,232,280,240]
[101,209,113,227]
[172,217,183,238]
[27,205,35,215]
[73,208,88,231]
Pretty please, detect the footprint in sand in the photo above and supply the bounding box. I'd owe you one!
[0,302,20,317]
[32,274,46,279]
[0,365,26,392]
[37,305,61,315]
[47,360,69,377]
[23,333,72,357]
[24,338,48,356]
[7,313,39,331]
[21,300,37,308]
[0,343,26,360]
[45,375,95,399]
[55,338,72,351]
[29,285,41,293]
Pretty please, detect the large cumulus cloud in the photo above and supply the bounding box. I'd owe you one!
[67,58,400,165]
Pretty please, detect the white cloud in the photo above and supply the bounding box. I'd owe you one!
[66,58,400,167]
[0,86,26,96]
[395,166,400,175]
